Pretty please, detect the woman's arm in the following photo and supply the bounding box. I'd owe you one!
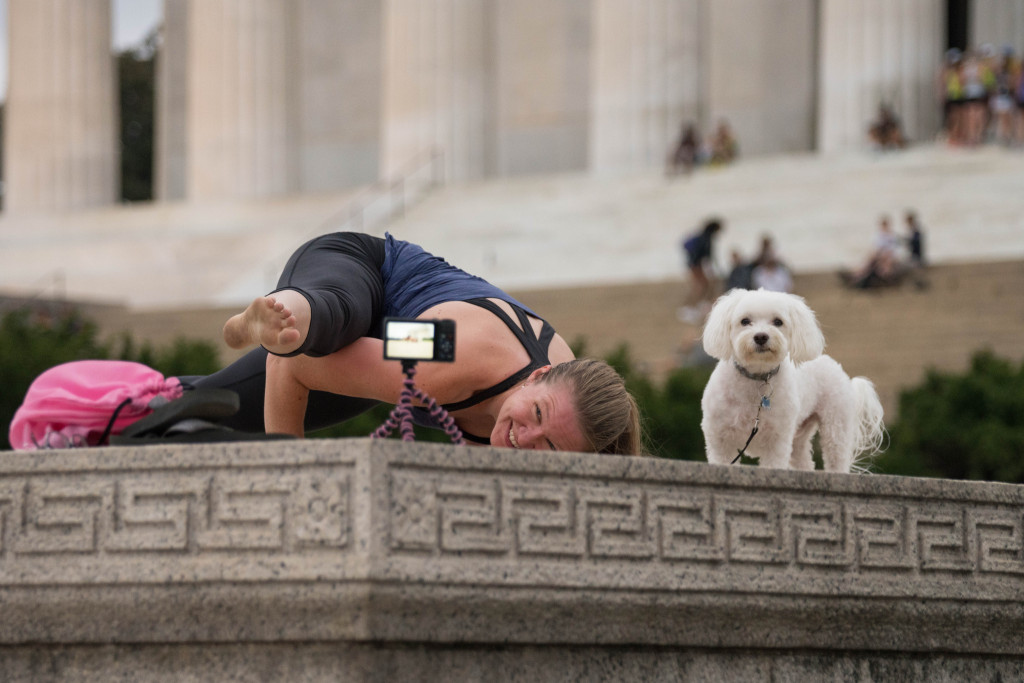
[264,337,406,437]
[262,299,552,437]
[263,335,486,437]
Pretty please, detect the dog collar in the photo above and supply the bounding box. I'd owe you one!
[732,361,780,382]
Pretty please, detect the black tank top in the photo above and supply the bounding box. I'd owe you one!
[410,297,555,443]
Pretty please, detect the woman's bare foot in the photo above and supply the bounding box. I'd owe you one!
[223,296,302,352]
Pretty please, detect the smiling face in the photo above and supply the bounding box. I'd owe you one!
[490,370,588,453]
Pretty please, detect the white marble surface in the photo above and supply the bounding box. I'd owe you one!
[1,145,1022,308]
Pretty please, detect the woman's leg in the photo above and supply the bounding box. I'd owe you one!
[221,232,386,357]
[185,347,381,433]
[689,264,710,303]
[269,233,386,357]
[193,232,389,434]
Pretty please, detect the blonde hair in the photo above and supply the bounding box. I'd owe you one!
[541,358,644,456]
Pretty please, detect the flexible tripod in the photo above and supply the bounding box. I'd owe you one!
[372,360,465,444]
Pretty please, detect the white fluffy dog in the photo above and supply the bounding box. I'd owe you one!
[700,288,885,473]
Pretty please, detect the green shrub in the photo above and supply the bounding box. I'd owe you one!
[874,350,1024,483]
[640,365,711,460]
[0,307,220,450]
[598,342,709,461]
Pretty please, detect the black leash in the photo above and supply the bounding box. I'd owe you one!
[731,366,776,464]
[732,420,760,463]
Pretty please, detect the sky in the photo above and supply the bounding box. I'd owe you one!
[0,0,162,100]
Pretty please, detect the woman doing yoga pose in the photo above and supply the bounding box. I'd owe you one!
[192,232,643,455]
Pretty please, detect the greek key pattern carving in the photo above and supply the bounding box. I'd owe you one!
[387,469,1024,576]
[0,467,351,560]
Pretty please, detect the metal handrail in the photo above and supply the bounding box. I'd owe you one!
[10,150,446,304]
[316,147,444,238]
[264,148,446,288]
[17,270,67,303]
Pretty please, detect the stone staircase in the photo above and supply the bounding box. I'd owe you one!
[6,255,1020,425]
[10,257,1018,425]
[513,258,1024,421]
[5,143,1022,426]
[800,261,1024,417]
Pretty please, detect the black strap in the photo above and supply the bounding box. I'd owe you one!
[97,398,134,446]
[731,388,771,464]
[440,365,537,413]
[732,424,759,464]
[464,298,552,364]
[439,298,553,413]
[461,431,491,444]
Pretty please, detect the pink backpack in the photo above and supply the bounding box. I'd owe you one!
[8,360,184,450]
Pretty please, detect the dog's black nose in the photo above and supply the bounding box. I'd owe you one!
[754,333,769,346]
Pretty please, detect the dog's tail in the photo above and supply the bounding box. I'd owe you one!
[850,377,887,472]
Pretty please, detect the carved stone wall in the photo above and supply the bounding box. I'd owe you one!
[1,439,1022,681]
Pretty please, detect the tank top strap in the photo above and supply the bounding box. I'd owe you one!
[463,297,551,365]
[439,365,537,413]
[436,297,554,414]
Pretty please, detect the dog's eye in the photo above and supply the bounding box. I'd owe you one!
[773,318,784,327]
[740,317,751,326]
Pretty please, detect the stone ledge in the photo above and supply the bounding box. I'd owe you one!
[1,439,1022,658]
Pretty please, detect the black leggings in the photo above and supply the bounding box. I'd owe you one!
[186,233,387,433]
[273,232,386,357]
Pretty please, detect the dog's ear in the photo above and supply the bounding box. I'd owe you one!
[702,290,742,360]
[786,294,825,362]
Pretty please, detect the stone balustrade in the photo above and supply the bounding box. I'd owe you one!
[1,439,1022,681]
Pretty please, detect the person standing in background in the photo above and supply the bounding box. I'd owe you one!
[677,218,724,323]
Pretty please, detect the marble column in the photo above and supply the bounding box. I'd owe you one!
[706,0,818,156]
[295,0,382,192]
[381,0,492,183]
[382,0,594,180]
[4,0,117,211]
[589,0,702,174]
[491,0,591,176]
[155,0,188,201]
[184,0,297,201]
[971,0,1024,51]
[817,0,943,153]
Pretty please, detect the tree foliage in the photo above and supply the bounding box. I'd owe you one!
[118,38,156,202]
[874,350,1024,483]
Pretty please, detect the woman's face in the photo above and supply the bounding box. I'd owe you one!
[490,369,588,453]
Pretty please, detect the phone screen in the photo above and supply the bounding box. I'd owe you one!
[384,320,436,360]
